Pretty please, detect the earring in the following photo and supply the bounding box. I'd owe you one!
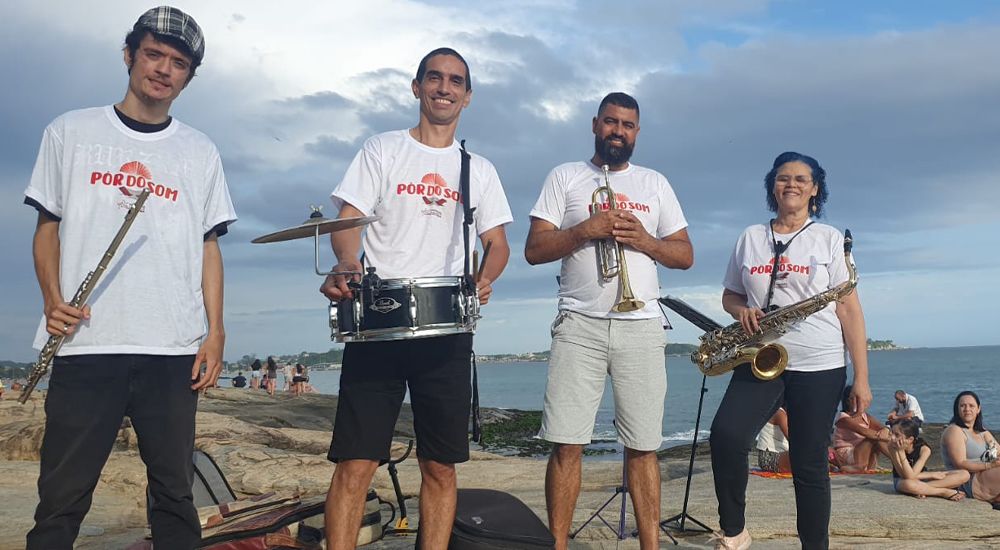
[810,197,817,214]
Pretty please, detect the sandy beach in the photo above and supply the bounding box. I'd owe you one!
[1,388,997,549]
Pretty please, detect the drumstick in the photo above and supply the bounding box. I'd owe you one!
[472,249,480,283]
[477,240,493,282]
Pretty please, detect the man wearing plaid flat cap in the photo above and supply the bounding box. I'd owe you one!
[24,6,235,549]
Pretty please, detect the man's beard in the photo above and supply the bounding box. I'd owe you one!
[594,134,634,165]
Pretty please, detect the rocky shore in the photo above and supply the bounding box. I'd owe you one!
[1,388,997,549]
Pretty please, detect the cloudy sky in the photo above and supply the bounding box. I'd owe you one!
[2,0,998,361]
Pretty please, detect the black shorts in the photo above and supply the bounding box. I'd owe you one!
[328,333,473,464]
[292,376,306,383]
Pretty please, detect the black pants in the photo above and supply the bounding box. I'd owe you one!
[709,365,846,550]
[329,334,473,464]
[27,354,200,550]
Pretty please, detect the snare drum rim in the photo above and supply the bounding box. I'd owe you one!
[335,323,474,343]
[369,276,464,289]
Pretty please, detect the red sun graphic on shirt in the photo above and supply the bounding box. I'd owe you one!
[90,160,180,203]
[420,173,449,206]
[120,161,153,180]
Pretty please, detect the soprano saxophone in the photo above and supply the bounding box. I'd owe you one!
[692,229,858,381]
[19,189,151,403]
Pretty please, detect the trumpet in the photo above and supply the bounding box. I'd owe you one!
[592,165,644,313]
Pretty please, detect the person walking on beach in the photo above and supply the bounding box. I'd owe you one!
[887,389,924,428]
[319,47,512,550]
[282,362,293,391]
[265,356,278,396]
[250,358,262,389]
[708,152,870,550]
[23,7,236,549]
[524,92,693,550]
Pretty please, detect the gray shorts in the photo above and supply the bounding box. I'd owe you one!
[538,311,667,451]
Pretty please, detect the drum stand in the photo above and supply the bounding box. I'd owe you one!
[659,374,712,534]
[571,449,678,545]
[383,440,417,536]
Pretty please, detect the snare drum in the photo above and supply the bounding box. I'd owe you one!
[330,276,479,342]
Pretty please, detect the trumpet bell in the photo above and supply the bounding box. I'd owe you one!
[612,298,646,313]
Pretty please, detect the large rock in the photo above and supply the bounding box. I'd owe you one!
[1,387,998,550]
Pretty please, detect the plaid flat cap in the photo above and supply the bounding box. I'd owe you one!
[134,6,205,63]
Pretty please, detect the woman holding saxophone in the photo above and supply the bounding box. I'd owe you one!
[708,152,870,550]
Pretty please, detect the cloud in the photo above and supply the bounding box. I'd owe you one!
[1,2,998,362]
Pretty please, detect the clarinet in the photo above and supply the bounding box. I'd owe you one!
[19,188,152,404]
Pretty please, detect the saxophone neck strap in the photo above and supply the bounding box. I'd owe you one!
[764,219,814,309]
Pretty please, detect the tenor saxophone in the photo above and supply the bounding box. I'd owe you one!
[19,189,151,403]
[693,229,858,381]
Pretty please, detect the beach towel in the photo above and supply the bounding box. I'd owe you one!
[750,467,891,479]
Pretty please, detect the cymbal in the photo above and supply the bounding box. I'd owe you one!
[252,215,379,244]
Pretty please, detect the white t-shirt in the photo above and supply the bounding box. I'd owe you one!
[529,161,688,319]
[331,130,512,279]
[722,222,851,372]
[25,106,237,356]
[893,394,925,421]
[756,422,789,453]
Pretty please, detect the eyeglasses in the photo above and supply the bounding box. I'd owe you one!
[775,175,813,186]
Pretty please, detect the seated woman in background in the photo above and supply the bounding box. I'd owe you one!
[831,384,891,472]
[889,419,968,501]
[756,407,791,473]
[942,391,1000,509]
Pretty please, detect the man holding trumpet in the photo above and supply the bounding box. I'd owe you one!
[524,92,693,549]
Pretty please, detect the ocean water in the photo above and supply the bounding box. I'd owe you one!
[307,345,999,449]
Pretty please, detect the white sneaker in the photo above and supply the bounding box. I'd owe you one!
[709,529,752,550]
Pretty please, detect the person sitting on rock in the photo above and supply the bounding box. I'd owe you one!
[831,384,891,472]
[941,390,1000,508]
[756,407,790,473]
[232,371,247,388]
[889,419,968,501]
[887,389,924,429]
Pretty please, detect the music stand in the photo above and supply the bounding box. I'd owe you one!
[656,295,720,534]
[659,372,712,534]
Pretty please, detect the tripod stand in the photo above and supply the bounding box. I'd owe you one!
[660,373,712,533]
[572,449,678,545]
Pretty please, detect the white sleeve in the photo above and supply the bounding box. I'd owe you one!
[331,139,382,216]
[24,124,65,217]
[473,159,513,234]
[655,176,688,238]
[202,148,238,234]
[826,229,850,287]
[722,231,748,294]
[528,166,566,227]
